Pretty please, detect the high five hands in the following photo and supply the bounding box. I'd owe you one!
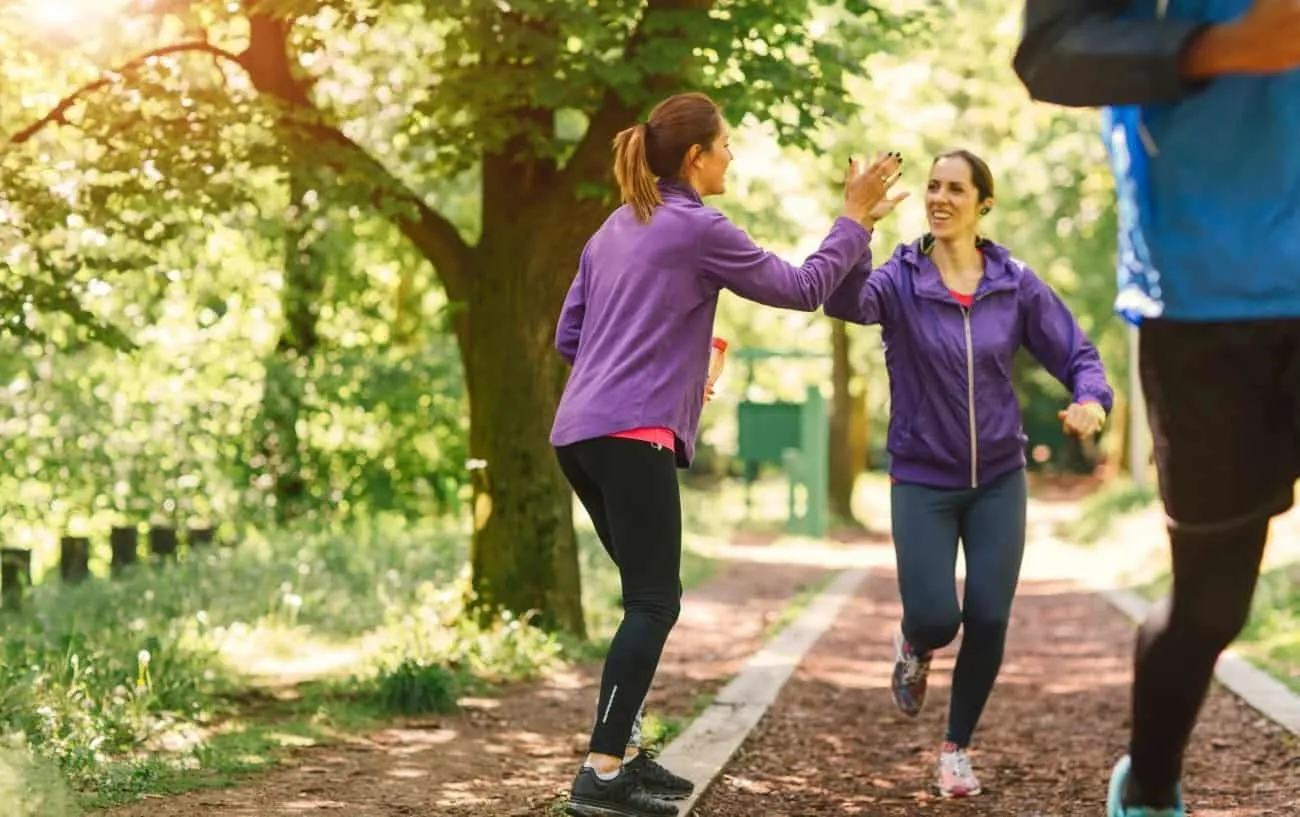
[842,151,908,229]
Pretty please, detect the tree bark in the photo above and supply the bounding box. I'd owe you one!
[828,320,860,525]
[461,205,590,635]
[850,377,869,474]
[256,168,328,520]
[242,14,327,521]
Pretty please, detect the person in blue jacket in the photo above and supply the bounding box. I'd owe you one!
[823,148,1113,799]
[1014,2,1300,815]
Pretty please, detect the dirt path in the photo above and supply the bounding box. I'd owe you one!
[694,568,1300,816]
[99,558,831,817]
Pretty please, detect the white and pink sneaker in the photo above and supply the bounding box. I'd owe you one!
[937,742,982,798]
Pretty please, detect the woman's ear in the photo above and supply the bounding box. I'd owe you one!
[678,144,702,178]
[978,198,994,216]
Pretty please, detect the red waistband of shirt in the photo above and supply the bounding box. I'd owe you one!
[608,427,675,449]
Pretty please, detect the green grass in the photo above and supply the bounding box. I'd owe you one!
[1137,561,1300,692]
[72,679,397,809]
[0,747,79,817]
[1241,563,1300,691]
[0,512,714,811]
[1057,477,1158,545]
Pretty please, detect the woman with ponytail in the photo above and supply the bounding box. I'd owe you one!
[551,91,902,817]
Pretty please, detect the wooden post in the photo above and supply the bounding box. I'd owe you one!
[110,525,139,577]
[149,525,178,562]
[188,525,214,548]
[60,536,90,584]
[1,548,32,611]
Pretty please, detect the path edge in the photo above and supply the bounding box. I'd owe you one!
[1100,587,1300,737]
[655,567,870,815]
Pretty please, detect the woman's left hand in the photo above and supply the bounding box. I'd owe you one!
[1058,402,1105,438]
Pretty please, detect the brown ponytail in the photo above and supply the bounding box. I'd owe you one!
[610,92,724,224]
[613,124,661,224]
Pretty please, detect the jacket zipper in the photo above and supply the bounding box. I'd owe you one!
[962,305,977,488]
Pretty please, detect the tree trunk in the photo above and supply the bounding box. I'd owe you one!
[828,320,859,526]
[243,14,326,522]
[850,379,869,473]
[461,220,586,636]
[254,166,328,521]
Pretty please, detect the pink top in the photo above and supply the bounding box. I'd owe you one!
[609,426,676,448]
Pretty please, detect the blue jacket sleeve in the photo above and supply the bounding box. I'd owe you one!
[1019,265,1114,411]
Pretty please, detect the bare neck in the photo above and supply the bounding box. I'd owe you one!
[931,237,983,294]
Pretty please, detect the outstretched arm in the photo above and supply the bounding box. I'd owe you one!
[698,212,871,312]
[822,250,895,327]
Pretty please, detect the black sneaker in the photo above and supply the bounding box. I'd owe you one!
[566,766,678,817]
[624,752,694,801]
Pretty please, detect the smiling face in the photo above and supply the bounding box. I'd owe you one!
[683,119,733,197]
[926,154,994,241]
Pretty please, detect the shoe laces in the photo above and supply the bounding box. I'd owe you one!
[899,641,931,684]
[941,748,975,781]
[640,757,674,782]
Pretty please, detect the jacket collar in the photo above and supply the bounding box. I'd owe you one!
[658,178,702,204]
[900,234,1018,303]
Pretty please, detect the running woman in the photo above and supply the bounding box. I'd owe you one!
[823,148,1113,799]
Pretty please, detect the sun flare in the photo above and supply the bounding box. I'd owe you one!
[19,0,112,29]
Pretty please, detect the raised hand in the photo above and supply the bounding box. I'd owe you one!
[865,189,911,230]
[842,152,903,227]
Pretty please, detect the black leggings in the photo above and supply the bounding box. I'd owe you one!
[1126,319,1293,808]
[556,437,683,758]
[1127,520,1268,808]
